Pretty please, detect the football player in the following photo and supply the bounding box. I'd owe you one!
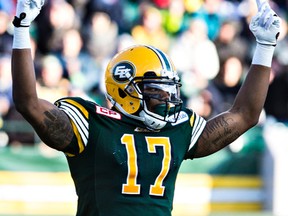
[11,0,280,215]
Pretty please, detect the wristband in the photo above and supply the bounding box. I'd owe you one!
[252,43,275,67]
[12,27,31,49]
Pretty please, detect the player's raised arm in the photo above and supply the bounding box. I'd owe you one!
[11,0,73,150]
[194,0,281,158]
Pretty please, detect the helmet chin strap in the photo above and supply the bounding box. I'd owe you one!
[139,110,167,130]
[106,93,167,130]
[139,101,168,130]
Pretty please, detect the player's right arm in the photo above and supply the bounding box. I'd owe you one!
[192,0,281,158]
[11,0,73,151]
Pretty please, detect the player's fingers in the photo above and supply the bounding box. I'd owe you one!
[256,0,266,11]
[264,13,274,29]
[31,0,44,8]
[259,6,270,26]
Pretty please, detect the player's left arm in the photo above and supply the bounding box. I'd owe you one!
[193,0,281,158]
[11,0,74,151]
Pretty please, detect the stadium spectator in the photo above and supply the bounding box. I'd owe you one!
[84,11,118,66]
[0,10,13,56]
[169,18,219,104]
[36,0,80,54]
[205,56,245,117]
[0,55,34,145]
[36,54,70,103]
[131,4,170,52]
[0,0,15,14]
[84,0,125,32]
[55,28,101,96]
[265,66,288,122]
[161,0,187,36]
[0,56,12,120]
[214,20,249,66]
[191,0,224,40]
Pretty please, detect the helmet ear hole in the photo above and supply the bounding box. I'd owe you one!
[144,71,157,77]
[118,88,127,98]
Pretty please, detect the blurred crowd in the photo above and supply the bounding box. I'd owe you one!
[1,0,288,146]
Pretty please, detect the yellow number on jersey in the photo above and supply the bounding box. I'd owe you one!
[121,134,141,194]
[121,134,171,196]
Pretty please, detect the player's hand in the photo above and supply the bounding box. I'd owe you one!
[249,0,281,46]
[13,0,45,28]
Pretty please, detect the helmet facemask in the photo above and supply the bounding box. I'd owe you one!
[125,72,183,130]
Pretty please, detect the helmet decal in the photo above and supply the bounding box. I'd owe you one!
[145,46,173,72]
[112,61,135,83]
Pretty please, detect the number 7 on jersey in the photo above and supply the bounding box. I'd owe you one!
[121,134,172,196]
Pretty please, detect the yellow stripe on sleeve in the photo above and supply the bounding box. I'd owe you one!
[65,99,89,119]
[70,119,85,154]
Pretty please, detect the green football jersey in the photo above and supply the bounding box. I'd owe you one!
[54,97,206,216]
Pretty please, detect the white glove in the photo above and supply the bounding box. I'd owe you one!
[249,0,281,46]
[13,0,45,27]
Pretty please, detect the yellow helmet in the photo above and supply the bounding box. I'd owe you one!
[105,45,182,130]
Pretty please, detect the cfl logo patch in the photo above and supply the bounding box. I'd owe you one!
[112,62,135,82]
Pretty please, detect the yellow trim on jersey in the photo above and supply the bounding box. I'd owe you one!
[71,120,85,153]
[64,120,85,157]
[189,113,195,127]
[65,99,89,119]
[188,112,207,151]
[57,98,89,156]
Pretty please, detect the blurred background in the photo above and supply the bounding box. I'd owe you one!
[1,0,288,215]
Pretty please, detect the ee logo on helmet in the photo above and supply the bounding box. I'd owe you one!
[112,62,135,83]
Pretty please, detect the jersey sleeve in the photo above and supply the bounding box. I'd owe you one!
[186,112,206,158]
[54,97,89,157]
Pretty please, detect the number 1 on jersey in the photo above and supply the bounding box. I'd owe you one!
[121,134,141,194]
[121,134,172,197]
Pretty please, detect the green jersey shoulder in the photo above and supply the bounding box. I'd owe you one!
[54,96,206,157]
